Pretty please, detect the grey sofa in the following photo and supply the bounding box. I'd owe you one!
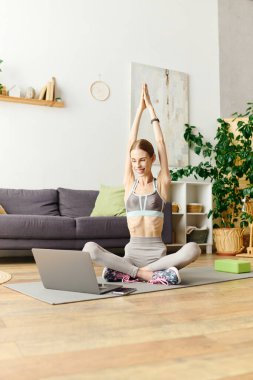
[0,187,172,251]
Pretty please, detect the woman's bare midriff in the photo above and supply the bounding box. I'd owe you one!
[127,215,163,237]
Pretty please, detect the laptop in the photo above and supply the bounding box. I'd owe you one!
[32,248,122,295]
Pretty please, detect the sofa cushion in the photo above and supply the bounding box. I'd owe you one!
[76,216,129,239]
[58,188,99,218]
[0,238,130,250]
[0,188,59,216]
[90,184,126,216]
[0,215,76,239]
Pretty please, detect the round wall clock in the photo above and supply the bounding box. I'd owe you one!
[90,80,110,101]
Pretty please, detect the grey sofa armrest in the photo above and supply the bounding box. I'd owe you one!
[162,202,172,244]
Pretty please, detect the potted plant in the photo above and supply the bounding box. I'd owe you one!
[170,103,253,255]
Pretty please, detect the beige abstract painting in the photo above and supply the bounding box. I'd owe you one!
[131,62,189,167]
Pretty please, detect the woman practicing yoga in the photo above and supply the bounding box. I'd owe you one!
[83,84,201,285]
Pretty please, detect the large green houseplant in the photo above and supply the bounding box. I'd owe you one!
[170,103,253,254]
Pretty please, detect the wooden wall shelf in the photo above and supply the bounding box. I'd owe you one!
[0,95,64,108]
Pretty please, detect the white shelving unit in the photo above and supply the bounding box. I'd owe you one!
[167,181,213,254]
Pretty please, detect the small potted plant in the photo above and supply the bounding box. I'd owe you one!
[170,103,253,255]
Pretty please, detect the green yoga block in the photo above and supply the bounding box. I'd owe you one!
[214,259,251,274]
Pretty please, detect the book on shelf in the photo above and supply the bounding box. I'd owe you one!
[39,85,47,100]
[46,81,52,101]
[51,77,56,101]
[39,77,56,101]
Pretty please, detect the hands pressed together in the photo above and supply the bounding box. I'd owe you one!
[138,83,153,112]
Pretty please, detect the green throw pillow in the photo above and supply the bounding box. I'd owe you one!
[0,205,7,215]
[91,185,126,217]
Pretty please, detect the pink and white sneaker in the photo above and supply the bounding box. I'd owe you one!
[149,267,181,285]
[102,267,126,282]
[102,268,141,283]
[122,275,144,283]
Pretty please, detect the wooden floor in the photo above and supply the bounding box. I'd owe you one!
[1,254,253,380]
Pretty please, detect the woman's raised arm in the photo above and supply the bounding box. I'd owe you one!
[143,84,171,198]
[123,84,146,188]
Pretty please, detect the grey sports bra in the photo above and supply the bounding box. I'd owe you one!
[125,178,165,218]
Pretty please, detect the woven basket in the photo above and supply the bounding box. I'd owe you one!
[187,229,208,244]
[187,203,203,213]
[213,228,244,255]
[0,271,12,284]
[172,203,179,213]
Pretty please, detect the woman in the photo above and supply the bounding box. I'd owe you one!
[83,84,201,285]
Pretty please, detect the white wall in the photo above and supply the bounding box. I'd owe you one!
[219,0,253,117]
[0,0,220,189]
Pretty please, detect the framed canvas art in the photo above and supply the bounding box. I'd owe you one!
[131,62,189,167]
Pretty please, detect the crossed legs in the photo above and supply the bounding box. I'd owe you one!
[137,242,201,281]
[83,241,201,281]
[83,242,139,278]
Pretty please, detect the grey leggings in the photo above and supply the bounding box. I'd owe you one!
[83,237,201,278]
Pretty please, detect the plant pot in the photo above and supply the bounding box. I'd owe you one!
[213,228,244,256]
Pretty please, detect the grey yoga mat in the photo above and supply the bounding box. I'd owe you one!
[5,266,253,305]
